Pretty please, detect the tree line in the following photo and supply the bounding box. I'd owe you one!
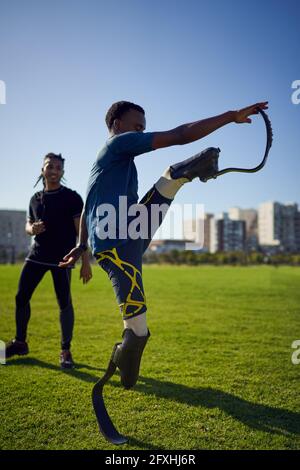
[1,249,300,266]
[142,250,300,266]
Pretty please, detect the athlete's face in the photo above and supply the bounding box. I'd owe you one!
[113,109,146,134]
[42,158,64,184]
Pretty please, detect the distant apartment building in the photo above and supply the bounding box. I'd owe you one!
[0,210,30,262]
[210,212,246,253]
[229,207,258,251]
[258,202,300,253]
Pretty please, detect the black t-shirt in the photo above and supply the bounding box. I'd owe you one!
[26,186,83,265]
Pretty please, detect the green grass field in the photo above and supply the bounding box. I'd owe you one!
[1,264,299,450]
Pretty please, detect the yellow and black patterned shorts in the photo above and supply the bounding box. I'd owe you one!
[95,186,172,319]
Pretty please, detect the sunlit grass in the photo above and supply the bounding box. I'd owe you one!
[1,264,299,450]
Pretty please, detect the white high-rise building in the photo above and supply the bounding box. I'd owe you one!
[258,202,300,252]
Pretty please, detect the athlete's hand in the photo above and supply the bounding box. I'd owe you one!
[234,101,268,124]
[80,263,92,284]
[58,247,83,268]
[31,220,46,235]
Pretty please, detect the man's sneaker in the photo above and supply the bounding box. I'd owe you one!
[170,147,220,182]
[60,350,74,369]
[5,339,29,359]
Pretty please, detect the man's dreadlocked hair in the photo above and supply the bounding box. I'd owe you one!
[105,101,145,131]
[34,153,66,188]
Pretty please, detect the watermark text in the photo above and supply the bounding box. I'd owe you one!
[0,80,6,104]
[95,197,205,251]
[291,80,300,105]
[291,340,300,365]
[0,340,5,364]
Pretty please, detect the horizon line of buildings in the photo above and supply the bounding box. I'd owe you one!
[150,201,300,254]
[0,200,300,262]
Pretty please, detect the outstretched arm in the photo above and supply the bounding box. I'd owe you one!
[152,101,268,149]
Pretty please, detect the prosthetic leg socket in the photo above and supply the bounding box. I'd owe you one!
[111,328,150,389]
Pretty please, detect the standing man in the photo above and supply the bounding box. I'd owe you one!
[5,153,92,368]
[59,100,268,384]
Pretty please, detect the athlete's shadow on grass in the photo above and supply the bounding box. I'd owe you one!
[8,358,300,440]
[6,357,159,449]
[134,376,300,437]
[6,357,104,383]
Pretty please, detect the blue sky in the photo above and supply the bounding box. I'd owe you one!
[0,0,299,216]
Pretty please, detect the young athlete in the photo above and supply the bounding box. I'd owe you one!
[5,153,92,368]
[59,100,268,383]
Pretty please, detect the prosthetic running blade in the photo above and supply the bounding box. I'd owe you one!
[201,108,273,182]
[92,358,128,445]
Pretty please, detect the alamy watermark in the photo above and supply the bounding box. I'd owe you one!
[0,340,5,364]
[0,80,6,104]
[95,196,205,250]
[291,80,300,105]
[291,340,300,365]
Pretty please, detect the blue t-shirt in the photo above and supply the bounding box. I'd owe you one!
[85,131,154,255]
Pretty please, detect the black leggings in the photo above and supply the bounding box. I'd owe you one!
[15,261,74,350]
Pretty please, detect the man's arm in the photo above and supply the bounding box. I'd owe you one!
[74,215,89,264]
[73,213,89,248]
[152,102,268,150]
[25,220,45,236]
[73,214,92,283]
[25,221,34,235]
[59,209,89,268]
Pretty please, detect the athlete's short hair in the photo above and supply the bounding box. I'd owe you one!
[105,101,145,130]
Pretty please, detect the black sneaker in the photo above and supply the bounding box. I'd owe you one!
[5,339,29,359]
[60,350,74,369]
[170,147,220,182]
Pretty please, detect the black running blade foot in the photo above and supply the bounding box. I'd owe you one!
[92,379,128,445]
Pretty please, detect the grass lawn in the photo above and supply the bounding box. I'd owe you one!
[0,264,299,450]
